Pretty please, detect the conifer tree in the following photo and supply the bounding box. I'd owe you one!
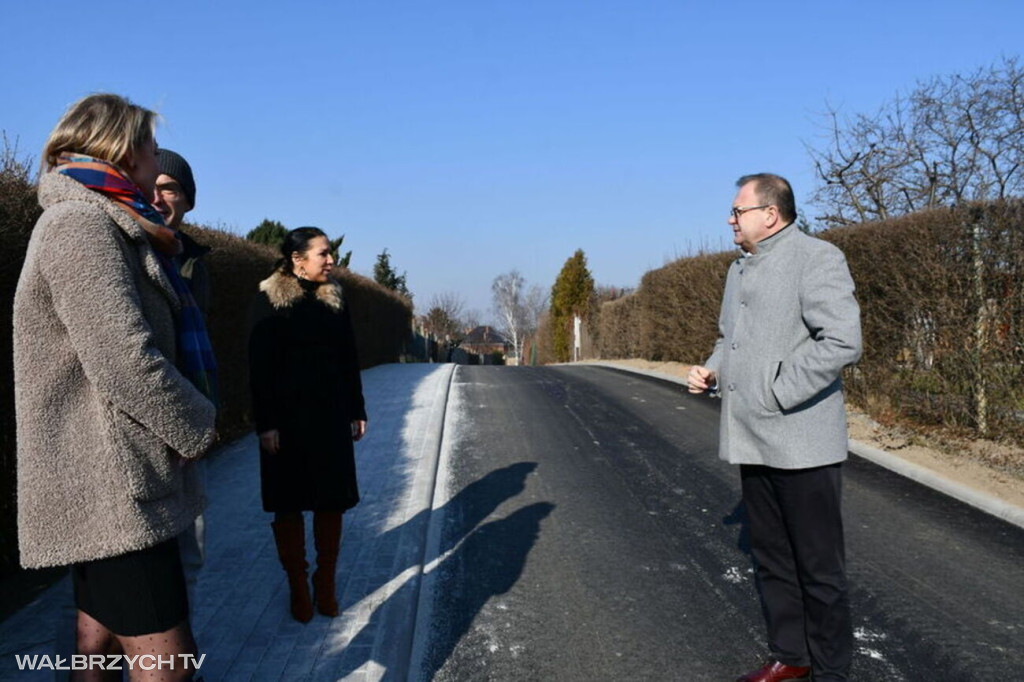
[374,248,411,298]
[246,219,288,250]
[329,235,352,268]
[549,249,595,362]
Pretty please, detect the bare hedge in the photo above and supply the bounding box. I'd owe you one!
[592,202,1024,445]
[635,251,734,362]
[0,156,41,577]
[596,293,641,359]
[829,203,1024,439]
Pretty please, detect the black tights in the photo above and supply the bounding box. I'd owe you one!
[74,610,200,681]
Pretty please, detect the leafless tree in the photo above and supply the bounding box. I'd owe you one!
[492,270,528,361]
[422,291,466,341]
[807,56,1024,227]
[809,57,1024,434]
[522,285,549,338]
[462,309,482,332]
[431,292,465,321]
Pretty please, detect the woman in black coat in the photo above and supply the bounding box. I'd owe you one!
[249,227,367,623]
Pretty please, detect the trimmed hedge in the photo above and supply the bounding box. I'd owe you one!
[596,294,641,359]
[829,203,1024,436]
[635,251,734,362]
[0,157,42,578]
[0,175,411,576]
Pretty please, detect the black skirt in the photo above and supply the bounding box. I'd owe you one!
[71,538,189,636]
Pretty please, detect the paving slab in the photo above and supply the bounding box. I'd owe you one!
[0,363,454,681]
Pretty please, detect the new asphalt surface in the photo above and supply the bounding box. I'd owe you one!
[417,365,1024,681]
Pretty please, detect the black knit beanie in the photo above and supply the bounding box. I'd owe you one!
[156,148,196,209]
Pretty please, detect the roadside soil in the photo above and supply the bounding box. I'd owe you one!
[599,358,1024,511]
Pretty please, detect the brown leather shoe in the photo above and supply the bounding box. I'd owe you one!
[736,660,812,682]
[271,519,314,623]
[311,512,343,617]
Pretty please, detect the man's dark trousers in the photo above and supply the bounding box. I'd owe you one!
[741,463,853,681]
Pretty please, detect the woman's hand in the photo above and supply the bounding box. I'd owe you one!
[259,429,280,454]
[351,420,367,442]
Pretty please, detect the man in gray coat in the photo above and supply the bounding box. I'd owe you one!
[688,173,862,682]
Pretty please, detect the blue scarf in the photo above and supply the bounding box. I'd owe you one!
[155,252,219,407]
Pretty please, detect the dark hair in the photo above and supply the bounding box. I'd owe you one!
[736,173,797,224]
[277,226,328,273]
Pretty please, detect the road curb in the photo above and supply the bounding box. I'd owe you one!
[406,364,458,681]
[848,440,1024,529]
[579,361,1024,530]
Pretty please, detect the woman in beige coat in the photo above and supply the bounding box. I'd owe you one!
[13,94,216,680]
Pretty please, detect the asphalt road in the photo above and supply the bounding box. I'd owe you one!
[416,365,1024,681]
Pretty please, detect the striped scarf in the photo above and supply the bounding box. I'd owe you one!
[56,152,182,256]
[56,154,219,406]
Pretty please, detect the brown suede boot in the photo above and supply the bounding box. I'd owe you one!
[311,512,343,617]
[271,518,314,623]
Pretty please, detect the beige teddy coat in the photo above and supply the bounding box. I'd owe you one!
[13,172,216,569]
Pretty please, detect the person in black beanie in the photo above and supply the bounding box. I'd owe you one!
[155,148,211,313]
[153,148,213,617]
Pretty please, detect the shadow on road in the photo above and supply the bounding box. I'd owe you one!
[417,501,555,680]
[722,499,751,557]
[325,461,552,680]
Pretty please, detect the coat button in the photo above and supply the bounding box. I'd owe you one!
[731,342,738,350]
[728,383,736,391]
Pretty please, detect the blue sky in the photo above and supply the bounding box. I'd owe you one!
[2,1,1022,321]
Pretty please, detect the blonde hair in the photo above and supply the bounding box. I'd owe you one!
[42,94,158,171]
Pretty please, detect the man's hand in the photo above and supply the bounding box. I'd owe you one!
[259,429,280,454]
[351,420,367,442]
[687,365,717,394]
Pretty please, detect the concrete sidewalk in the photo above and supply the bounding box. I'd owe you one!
[0,363,455,681]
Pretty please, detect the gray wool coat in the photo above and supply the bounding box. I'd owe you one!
[704,225,862,469]
[13,172,216,569]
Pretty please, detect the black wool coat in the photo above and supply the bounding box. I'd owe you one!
[249,269,367,512]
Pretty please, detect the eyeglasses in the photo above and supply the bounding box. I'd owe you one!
[730,204,770,219]
[156,185,182,199]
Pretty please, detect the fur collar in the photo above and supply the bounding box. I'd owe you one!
[259,269,344,311]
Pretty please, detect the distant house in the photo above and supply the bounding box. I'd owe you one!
[460,326,509,357]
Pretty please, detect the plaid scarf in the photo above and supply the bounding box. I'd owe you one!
[155,251,219,406]
[56,153,182,256]
[56,153,218,406]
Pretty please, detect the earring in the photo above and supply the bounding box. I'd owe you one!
[297,267,308,280]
